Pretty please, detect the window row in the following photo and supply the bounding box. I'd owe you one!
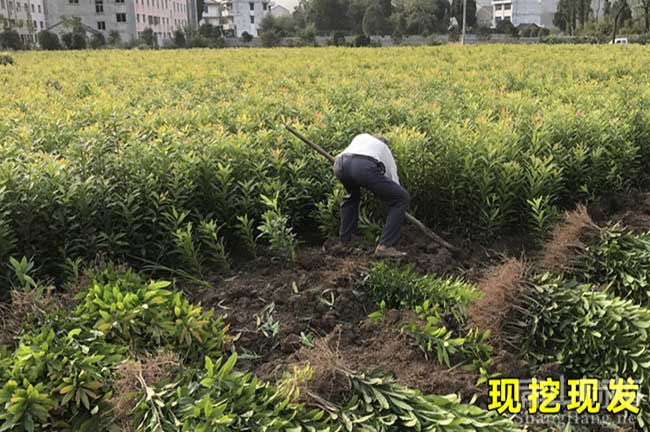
[494,3,512,11]
[248,2,268,11]
[135,0,186,12]
[0,0,43,13]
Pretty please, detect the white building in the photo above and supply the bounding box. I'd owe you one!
[44,0,197,45]
[0,0,47,46]
[490,0,601,28]
[269,3,288,17]
[202,0,272,36]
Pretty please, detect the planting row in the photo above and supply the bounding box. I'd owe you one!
[3,47,650,278]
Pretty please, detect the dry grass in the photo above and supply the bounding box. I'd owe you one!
[291,327,354,407]
[539,205,599,273]
[0,289,63,345]
[108,351,179,428]
[468,258,527,345]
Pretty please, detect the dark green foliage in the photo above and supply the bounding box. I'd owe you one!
[451,0,477,28]
[362,3,389,35]
[107,30,121,47]
[353,33,371,46]
[363,264,491,372]
[75,267,229,361]
[131,354,333,431]
[495,20,518,36]
[0,54,14,65]
[573,225,650,306]
[327,31,347,45]
[335,370,520,431]
[173,29,186,47]
[506,273,650,429]
[241,31,253,42]
[0,28,22,50]
[0,267,229,431]
[89,33,106,49]
[140,28,157,48]
[38,31,62,50]
[363,263,478,322]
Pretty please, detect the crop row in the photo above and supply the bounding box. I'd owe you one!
[2,47,650,277]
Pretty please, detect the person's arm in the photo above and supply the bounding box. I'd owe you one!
[384,148,400,184]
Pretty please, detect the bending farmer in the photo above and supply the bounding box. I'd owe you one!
[333,134,410,257]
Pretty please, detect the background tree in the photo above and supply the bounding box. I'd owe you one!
[60,17,87,49]
[140,27,157,47]
[299,23,317,44]
[89,32,106,49]
[173,29,186,47]
[640,0,650,30]
[348,0,372,33]
[310,0,351,31]
[241,31,253,42]
[259,15,284,47]
[38,31,61,50]
[107,30,121,47]
[363,3,390,35]
[0,28,22,50]
[553,0,593,34]
[451,0,477,28]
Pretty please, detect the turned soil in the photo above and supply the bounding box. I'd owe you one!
[190,221,536,400]
[185,192,650,431]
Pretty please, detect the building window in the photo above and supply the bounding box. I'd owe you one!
[495,4,502,10]
[250,15,254,23]
[30,3,33,11]
[262,2,267,9]
[116,12,126,22]
[116,0,125,3]
[69,0,79,4]
[1,0,5,9]
[96,0,103,13]
[98,21,106,29]
[504,16,511,21]
[39,21,43,28]
[32,20,36,28]
[38,4,41,12]
[504,3,511,9]
[249,1,254,10]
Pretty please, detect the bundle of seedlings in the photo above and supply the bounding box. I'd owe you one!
[292,336,522,432]
[541,205,650,305]
[508,273,650,428]
[0,267,231,432]
[471,259,650,430]
[362,263,493,373]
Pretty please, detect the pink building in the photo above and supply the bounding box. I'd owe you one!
[134,0,189,41]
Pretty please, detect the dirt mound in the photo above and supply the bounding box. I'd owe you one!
[259,310,483,401]
[192,226,460,370]
[613,191,650,233]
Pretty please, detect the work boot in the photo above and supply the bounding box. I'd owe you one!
[374,244,407,258]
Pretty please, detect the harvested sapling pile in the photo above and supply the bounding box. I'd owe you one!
[541,206,650,305]
[362,263,494,374]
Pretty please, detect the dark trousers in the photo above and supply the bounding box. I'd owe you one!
[333,154,410,247]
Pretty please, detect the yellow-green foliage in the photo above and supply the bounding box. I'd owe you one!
[2,47,650,277]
